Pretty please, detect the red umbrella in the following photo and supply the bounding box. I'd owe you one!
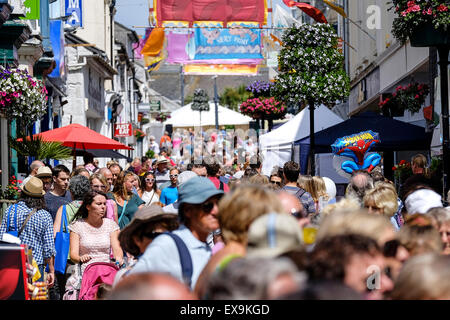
[18,123,133,167]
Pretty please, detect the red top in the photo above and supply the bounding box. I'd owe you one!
[208,177,230,193]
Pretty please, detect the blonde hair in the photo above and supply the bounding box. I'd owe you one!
[313,176,329,201]
[411,154,430,177]
[297,175,312,191]
[113,171,136,200]
[317,209,395,246]
[390,253,450,300]
[218,185,284,244]
[363,185,398,218]
[321,198,361,217]
[89,173,108,189]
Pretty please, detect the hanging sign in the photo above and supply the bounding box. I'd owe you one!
[114,123,132,137]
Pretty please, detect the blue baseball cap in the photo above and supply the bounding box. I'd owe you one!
[178,176,224,206]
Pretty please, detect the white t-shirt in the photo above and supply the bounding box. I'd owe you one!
[141,190,160,206]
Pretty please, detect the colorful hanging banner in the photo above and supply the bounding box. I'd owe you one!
[154,0,268,27]
[141,28,165,57]
[193,21,263,60]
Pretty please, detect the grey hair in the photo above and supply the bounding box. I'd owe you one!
[345,171,374,206]
[204,257,307,300]
[427,207,450,228]
[69,175,91,200]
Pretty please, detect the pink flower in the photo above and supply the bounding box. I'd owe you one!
[407,1,415,8]
[410,5,420,12]
[415,94,420,99]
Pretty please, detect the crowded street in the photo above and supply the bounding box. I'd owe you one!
[0,0,449,307]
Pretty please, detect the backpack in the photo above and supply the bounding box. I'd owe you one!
[295,187,306,199]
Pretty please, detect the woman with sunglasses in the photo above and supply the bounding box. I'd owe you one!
[90,173,119,224]
[138,172,161,206]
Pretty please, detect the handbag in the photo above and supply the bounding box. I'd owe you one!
[54,205,71,275]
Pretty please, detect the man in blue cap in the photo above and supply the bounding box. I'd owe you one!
[129,176,224,289]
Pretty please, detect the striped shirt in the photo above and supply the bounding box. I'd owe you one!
[0,201,56,265]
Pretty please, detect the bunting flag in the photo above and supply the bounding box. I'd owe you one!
[322,0,347,18]
[134,28,153,59]
[144,54,164,73]
[282,0,328,24]
[140,27,165,57]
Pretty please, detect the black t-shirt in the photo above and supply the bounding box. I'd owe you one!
[44,191,72,222]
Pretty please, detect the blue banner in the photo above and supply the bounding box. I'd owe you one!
[193,22,263,60]
[49,20,65,78]
[65,0,82,28]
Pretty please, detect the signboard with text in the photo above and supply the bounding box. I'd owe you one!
[65,0,83,28]
[114,123,132,137]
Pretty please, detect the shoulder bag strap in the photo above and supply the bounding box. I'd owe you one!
[163,232,193,288]
[118,200,128,225]
[18,208,38,237]
[6,204,13,231]
[61,205,68,233]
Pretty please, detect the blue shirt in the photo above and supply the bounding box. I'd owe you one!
[0,202,56,265]
[129,225,212,289]
[160,186,179,205]
[44,191,72,222]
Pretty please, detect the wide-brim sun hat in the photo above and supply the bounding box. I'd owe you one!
[20,176,46,197]
[178,176,224,206]
[119,205,178,245]
[155,156,169,165]
[35,166,52,178]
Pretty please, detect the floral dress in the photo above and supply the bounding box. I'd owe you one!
[69,218,119,275]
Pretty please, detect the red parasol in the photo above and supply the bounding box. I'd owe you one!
[17,123,133,167]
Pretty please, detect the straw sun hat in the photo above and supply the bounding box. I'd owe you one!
[20,177,46,197]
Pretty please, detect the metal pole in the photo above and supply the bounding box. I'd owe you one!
[309,100,315,176]
[214,76,219,130]
[181,69,184,106]
[437,46,449,197]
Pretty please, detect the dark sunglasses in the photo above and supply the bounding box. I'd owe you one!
[170,174,179,178]
[291,208,306,219]
[201,201,216,213]
[270,180,281,186]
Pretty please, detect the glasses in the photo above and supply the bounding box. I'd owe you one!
[170,174,178,178]
[145,178,155,183]
[290,208,306,219]
[201,200,219,213]
[270,180,281,186]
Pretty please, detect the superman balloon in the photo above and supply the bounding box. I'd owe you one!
[331,131,381,174]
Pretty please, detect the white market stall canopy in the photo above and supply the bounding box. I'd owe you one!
[259,104,344,150]
[165,102,252,127]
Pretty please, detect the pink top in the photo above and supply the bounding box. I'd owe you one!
[105,199,116,222]
[69,218,119,274]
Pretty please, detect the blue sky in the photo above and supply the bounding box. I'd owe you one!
[115,0,287,36]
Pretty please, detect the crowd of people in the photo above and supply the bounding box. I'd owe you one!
[1,132,450,301]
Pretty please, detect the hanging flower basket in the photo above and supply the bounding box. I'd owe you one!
[240,97,287,121]
[134,129,146,140]
[379,82,430,115]
[391,0,450,46]
[0,66,48,124]
[0,175,22,200]
[155,112,171,123]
